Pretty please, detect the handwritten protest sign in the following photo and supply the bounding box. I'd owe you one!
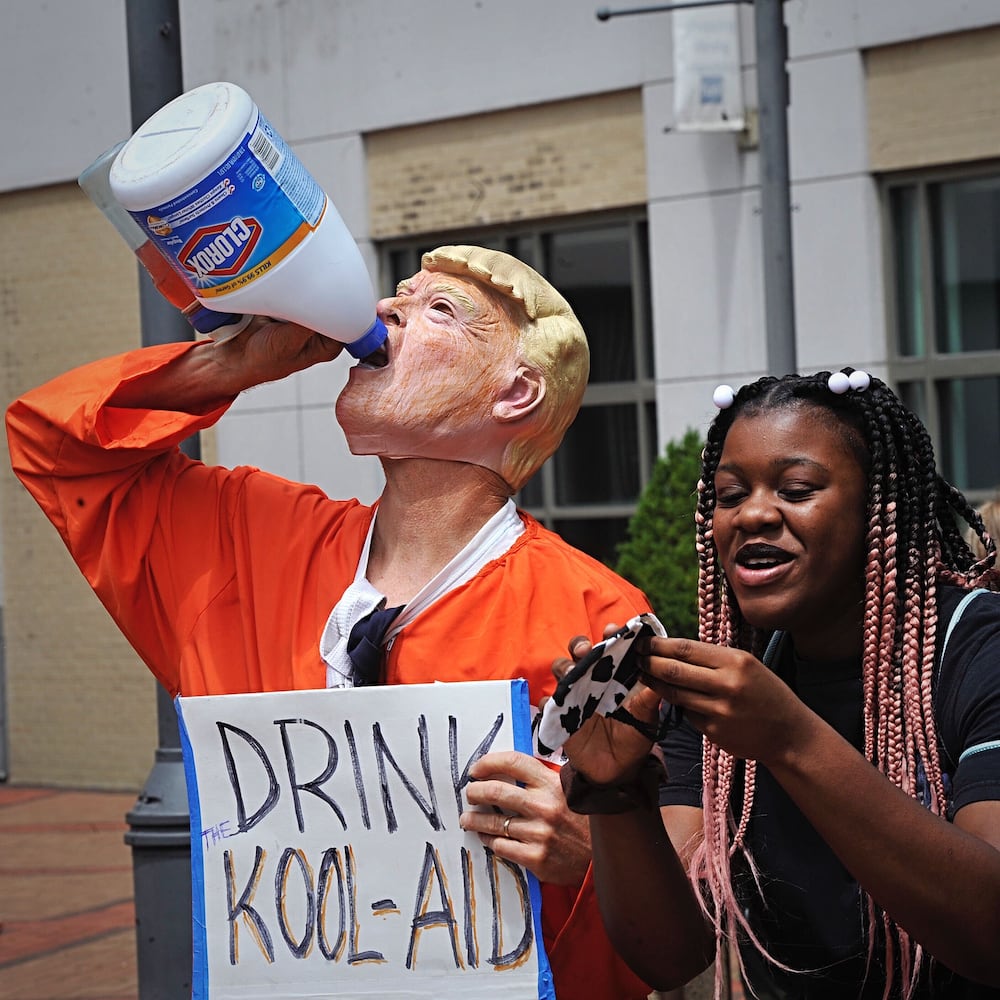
[176,680,554,999]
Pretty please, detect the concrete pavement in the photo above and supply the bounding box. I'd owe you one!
[0,784,138,1000]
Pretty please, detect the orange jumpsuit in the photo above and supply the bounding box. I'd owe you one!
[6,341,653,1000]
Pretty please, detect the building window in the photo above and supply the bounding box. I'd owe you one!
[884,168,1000,499]
[379,216,656,566]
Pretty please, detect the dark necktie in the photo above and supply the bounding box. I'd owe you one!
[345,602,404,686]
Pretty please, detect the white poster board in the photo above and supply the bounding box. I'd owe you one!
[177,680,554,1000]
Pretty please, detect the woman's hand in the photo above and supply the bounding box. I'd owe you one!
[636,635,807,765]
[459,750,591,886]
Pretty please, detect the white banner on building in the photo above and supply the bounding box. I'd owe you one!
[673,3,745,131]
[177,679,553,999]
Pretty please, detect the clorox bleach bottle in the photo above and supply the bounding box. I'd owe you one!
[79,142,250,341]
[109,82,387,358]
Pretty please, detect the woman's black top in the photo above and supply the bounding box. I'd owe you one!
[659,586,1000,998]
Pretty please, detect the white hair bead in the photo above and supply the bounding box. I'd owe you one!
[828,371,851,394]
[848,369,871,391]
[712,384,735,409]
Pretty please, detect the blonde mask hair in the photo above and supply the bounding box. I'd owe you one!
[421,246,590,492]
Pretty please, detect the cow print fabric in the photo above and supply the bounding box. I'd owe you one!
[533,613,667,759]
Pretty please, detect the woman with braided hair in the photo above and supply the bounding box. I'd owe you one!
[556,369,1000,999]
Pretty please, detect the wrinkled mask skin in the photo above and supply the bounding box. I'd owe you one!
[336,268,540,484]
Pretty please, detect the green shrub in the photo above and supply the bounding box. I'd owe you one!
[616,428,703,638]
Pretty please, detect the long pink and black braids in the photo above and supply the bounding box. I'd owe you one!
[690,369,999,1000]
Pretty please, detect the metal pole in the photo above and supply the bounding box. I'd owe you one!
[753,0,797,373]
[597,0,746,17]
[596,0,797,374]
[121,2,194,997]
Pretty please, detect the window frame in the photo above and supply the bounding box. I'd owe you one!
[881,160,1000,504]
[377,211,657,562]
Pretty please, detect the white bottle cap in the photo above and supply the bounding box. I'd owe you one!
[111,82,255,211]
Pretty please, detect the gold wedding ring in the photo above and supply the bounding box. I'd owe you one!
[503,816,512,838]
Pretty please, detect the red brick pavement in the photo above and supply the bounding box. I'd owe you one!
[0,785,138,1000]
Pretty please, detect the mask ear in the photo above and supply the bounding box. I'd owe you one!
[493,366,545,423]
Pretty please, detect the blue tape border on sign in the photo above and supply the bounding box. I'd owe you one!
[176,697,209,1000]
[509,678,556,1000]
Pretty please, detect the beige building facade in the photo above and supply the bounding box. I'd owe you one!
[1,185,157,786]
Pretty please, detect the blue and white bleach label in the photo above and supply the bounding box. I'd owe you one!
[127,109,327,301]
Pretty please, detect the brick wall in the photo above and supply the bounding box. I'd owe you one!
[1,182,157,789]
[866,25,1000,172]
[367,89,646,238]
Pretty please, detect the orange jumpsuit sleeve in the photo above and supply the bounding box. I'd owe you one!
[6,342,245,694]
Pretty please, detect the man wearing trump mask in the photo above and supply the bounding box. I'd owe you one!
[7,245,652,999]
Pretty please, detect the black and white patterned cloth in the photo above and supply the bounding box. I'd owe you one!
[533,613,667,759]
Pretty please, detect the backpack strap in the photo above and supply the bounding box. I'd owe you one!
[762,630,785,667]
[928,587,990,811]
[945,589,1000,767]
[938,587,989,672]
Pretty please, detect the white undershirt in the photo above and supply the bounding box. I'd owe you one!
[319,498,525,688]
